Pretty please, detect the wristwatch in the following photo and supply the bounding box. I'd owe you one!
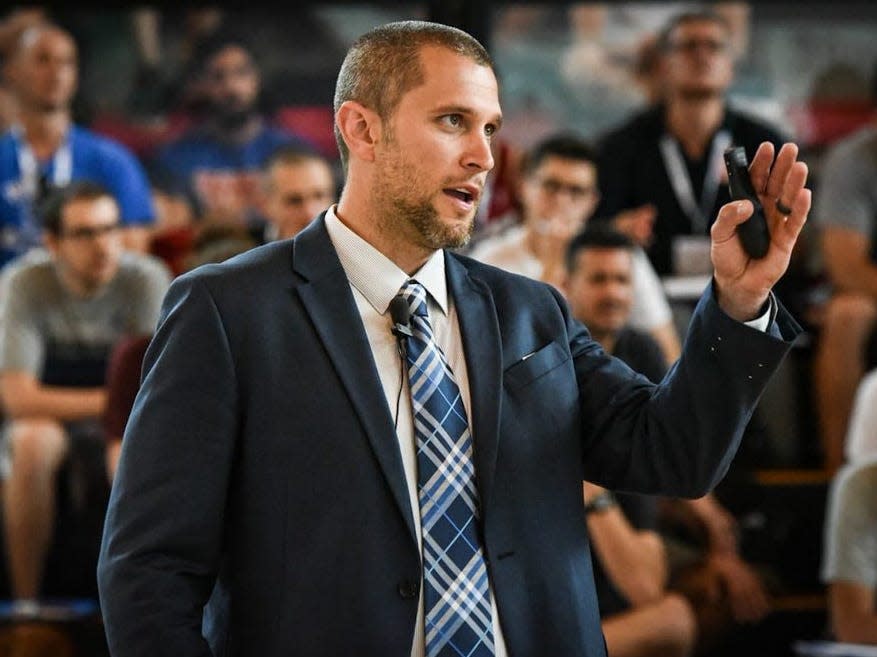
[584,490,617,515]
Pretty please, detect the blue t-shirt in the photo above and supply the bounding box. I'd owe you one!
[150,124,315,224]
[0,125,155,268]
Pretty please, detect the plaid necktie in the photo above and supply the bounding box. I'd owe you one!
[398,280,495,657]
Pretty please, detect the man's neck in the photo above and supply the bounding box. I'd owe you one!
[590,329,617,354]
[55,262,102,299]
[665,95,725,160]
[19,110,70,161]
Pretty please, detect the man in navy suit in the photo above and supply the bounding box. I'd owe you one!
[98,20,811,657]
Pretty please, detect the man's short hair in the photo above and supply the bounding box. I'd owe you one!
[333,20,493,169]
[261,145,334,191]
[656,9,731,53]
[520,133,597,177]
[40,180,115,235]
[565,225,635,274]
[191,27,257,77]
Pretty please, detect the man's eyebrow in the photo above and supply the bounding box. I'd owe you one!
[433,105,504,128]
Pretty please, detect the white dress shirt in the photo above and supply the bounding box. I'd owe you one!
[324,206,510,657]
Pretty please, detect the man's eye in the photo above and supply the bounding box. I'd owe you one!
[442,115,462,127]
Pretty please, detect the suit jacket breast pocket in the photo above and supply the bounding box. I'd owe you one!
[504,341,570,391]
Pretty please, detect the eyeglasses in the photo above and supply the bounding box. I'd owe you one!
[668,39,729,55]
[59,223,121,241]
[537,178,596,200]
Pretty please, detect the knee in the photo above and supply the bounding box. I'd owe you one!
[657,593,698,657]
[822,294,877,334]
[7,419,68,478]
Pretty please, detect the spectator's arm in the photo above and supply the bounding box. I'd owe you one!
[822,226,877,297]
[106,438,122,483]
[829,580,877,644]
[649,320,682,366]
[584,482,667,606]
[0,370,106,420]
[681,493,739,555]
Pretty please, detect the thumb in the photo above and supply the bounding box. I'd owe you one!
[711,200,753,243]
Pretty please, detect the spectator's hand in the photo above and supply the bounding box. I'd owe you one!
[705,552,772,624]
[687,495,739,555]
[612,204,656,247]
[530,216,578,288]
[710,141,810,322]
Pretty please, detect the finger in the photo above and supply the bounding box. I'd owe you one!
[772,187,811,253]
[774,160,809,218]
[763,143,799,200]
[711,200,752,244]
[747,142,776,194]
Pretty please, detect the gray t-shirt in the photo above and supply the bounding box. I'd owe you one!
[0,249,171,386]
[814,125,877,238]
[821,460,877,588]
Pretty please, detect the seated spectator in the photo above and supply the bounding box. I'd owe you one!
[592,8,785,277]
[0,21,155,268]
[565,226,772,654]
[148,27,316,232]
[0,181,171,617]
[585,480,696,657]
[256,145,336,243]
[469,132,681,364]
[821,369,877,644]
[812,121,877,474]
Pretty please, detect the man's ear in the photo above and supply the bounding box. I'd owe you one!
[43,231,59,255]
[336,100,382,163]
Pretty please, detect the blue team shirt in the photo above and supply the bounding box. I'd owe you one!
[150,124,315,223]
[0,125,155,268]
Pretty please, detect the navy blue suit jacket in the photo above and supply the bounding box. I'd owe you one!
[98,215,801,656]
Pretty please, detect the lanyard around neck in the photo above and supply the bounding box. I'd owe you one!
[12,125,73,200]
[659,130,731,234]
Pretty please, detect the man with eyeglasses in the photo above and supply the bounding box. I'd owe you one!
[469,133,681,364]
[0,181,170,621]
[592,9,785,277]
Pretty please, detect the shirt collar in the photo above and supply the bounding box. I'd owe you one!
[324,205,449,316]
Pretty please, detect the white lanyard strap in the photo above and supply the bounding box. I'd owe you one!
[659,130,731,234]
[12,125,73,201]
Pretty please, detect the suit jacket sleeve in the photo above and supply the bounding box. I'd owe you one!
[572,280,801,497]
[98,272,238,657]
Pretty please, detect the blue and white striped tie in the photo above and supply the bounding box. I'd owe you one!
[398,279,495,657]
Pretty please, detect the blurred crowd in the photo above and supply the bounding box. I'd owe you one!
[0,4,874,656]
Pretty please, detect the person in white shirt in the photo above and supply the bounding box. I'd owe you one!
[468,133,682,364]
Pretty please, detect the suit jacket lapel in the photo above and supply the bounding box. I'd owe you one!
[292,217,418,544]
[446,254,503,516]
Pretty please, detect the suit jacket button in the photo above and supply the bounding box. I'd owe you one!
[398,579,419,599]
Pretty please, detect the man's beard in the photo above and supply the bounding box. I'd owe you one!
[212,103,256,132]
[389,196,475,251]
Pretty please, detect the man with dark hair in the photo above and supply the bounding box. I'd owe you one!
[99,19,809,657]
[566,225,772,654]
[0,181,170,617]
[149,28,316,231]
[470,132,681,363]
[565,225,697,657]
[593,8,785,276]
[0,22,156,268]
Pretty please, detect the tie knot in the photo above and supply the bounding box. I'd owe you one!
[399,280,429,318]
